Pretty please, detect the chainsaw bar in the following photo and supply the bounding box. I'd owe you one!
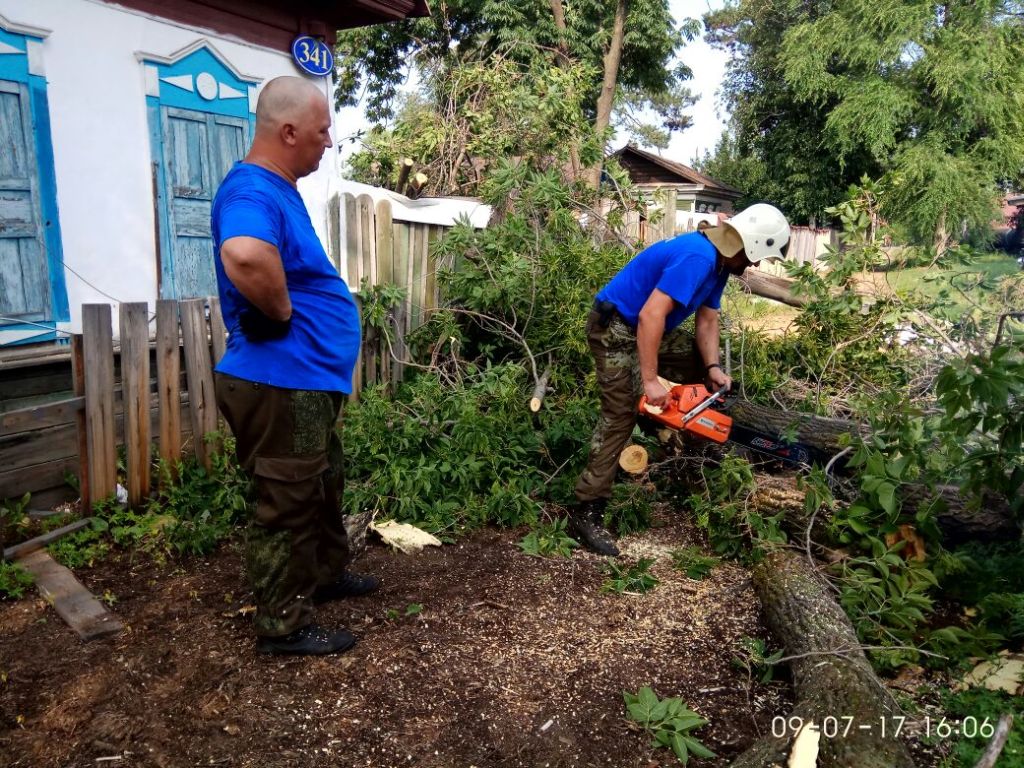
[724,424,824,468]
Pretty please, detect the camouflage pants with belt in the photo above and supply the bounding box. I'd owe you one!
[574,309,704,502]
[214,373,350,637]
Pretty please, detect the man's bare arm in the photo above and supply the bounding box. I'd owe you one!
[695,305,731,390]
[637,288,676,407]
[220,236,292,321]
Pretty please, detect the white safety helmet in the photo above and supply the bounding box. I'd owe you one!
[727,203,791,263]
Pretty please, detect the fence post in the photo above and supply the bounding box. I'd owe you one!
[82,304,116,502]
[343,192,359,287]
[70,334,91,510]
[179,299,217,470]
[155,299,181,476]
[119,302,151,506]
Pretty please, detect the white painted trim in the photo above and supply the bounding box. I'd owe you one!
[248,84,257,114]
[135,37,262,84]
[0,12,52,39]
[26,38,44,75]
[144,64,160,97]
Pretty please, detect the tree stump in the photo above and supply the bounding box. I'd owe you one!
[731,549,916,768]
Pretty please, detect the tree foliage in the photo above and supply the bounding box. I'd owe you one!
[703,0,1024,239]
[335,0,698,146]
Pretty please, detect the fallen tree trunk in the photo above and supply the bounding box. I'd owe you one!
[731,549,916,768]
[727,399,863,459]
[736,270,807,308]
[752,475,1019,545]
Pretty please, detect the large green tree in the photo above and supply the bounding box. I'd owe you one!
[335,0,698,187]
[704,0,1024,242]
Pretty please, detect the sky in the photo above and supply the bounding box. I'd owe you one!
[334,0,731,168]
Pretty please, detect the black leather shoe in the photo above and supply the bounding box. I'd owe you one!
[568,500,619,557]
[256,624,356,656]
[313,572,381,604]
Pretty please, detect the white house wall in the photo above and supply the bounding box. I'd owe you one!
[0,0,337,337]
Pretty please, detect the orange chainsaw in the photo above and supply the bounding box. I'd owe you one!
[638,383,733,443]
[638,382,828,468]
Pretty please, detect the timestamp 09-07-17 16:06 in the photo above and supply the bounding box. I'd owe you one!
[771,715,997,740]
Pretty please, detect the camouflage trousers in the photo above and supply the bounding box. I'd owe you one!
[574,309,704,502]
[214,373,349,637]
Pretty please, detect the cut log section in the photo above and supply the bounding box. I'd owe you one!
[395,157,414,193]
[405,172,428,199]
[618,444,649,474]
[529,366,552,413]
[730,549,916,768]
[727,399,863,459]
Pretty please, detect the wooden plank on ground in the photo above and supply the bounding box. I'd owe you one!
[179,299,217,470]
[82,304,116,502]
[18,549,124,641]
[208,296,227,365]
[119,302,150,506]
[3,518,92,561]
[156,299,182,470]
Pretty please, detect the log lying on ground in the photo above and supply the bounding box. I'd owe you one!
[731,549,916,768]
[727,399,864,459]
[752,474,1019,545]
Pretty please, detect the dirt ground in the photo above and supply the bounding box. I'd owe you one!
[1,507,803,768]
[1,503,962,768]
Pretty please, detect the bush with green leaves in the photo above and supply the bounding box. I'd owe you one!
[519,517,578,558]
[623,686,715,765]
[689,454,784,562]
[0,561,34,600]
[670,547,719,581]
[50,436,251,570]
[602,557,658,595]
[343,365,594,534]
[731,636,782,684]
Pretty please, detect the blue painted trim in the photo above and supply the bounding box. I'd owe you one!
[0,27,29,81]
[144,47,251,119]
[28,75,69,322]
[0,322,58,347]
[146,96,176,299]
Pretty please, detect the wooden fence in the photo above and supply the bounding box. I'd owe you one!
[0,298,224,511]
[330,192,456,393]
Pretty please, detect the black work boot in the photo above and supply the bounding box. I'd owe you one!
[568,499,619,557]
[256,624,356,656]
[313,572,381,605]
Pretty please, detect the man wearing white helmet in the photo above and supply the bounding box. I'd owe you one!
[568,203,791,556]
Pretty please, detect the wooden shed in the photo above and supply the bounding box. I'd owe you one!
[611,144,742,215]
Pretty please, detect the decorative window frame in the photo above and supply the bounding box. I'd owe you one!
[135,39,261,298]
[0,12,70,347]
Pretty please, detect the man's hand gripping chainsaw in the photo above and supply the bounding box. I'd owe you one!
[637,383,733,443]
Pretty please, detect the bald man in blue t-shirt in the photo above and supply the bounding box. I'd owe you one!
[569,205,791,556]
[212,76,378,656]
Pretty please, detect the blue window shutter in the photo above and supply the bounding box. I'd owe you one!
[0,79,50,323]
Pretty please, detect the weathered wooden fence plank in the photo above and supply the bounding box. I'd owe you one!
[19,549,123,640]
[327,192,342,270]
[357,193,376,288]
[410,223,427,329]
[179,299,217,470]
[156,299,181,471]
[82,304,116,502]
[343,192,359,287]
[119,302,150,507]
[70,336,90,509]
[208,296,227,365]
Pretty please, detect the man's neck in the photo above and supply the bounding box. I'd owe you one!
[243,151,297,187]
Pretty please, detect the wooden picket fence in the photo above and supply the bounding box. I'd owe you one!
[0,298,225,512]
[330,192,455,394]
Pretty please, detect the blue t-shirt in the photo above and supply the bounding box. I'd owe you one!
[596,231,728,331]
[211,163,361,393]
